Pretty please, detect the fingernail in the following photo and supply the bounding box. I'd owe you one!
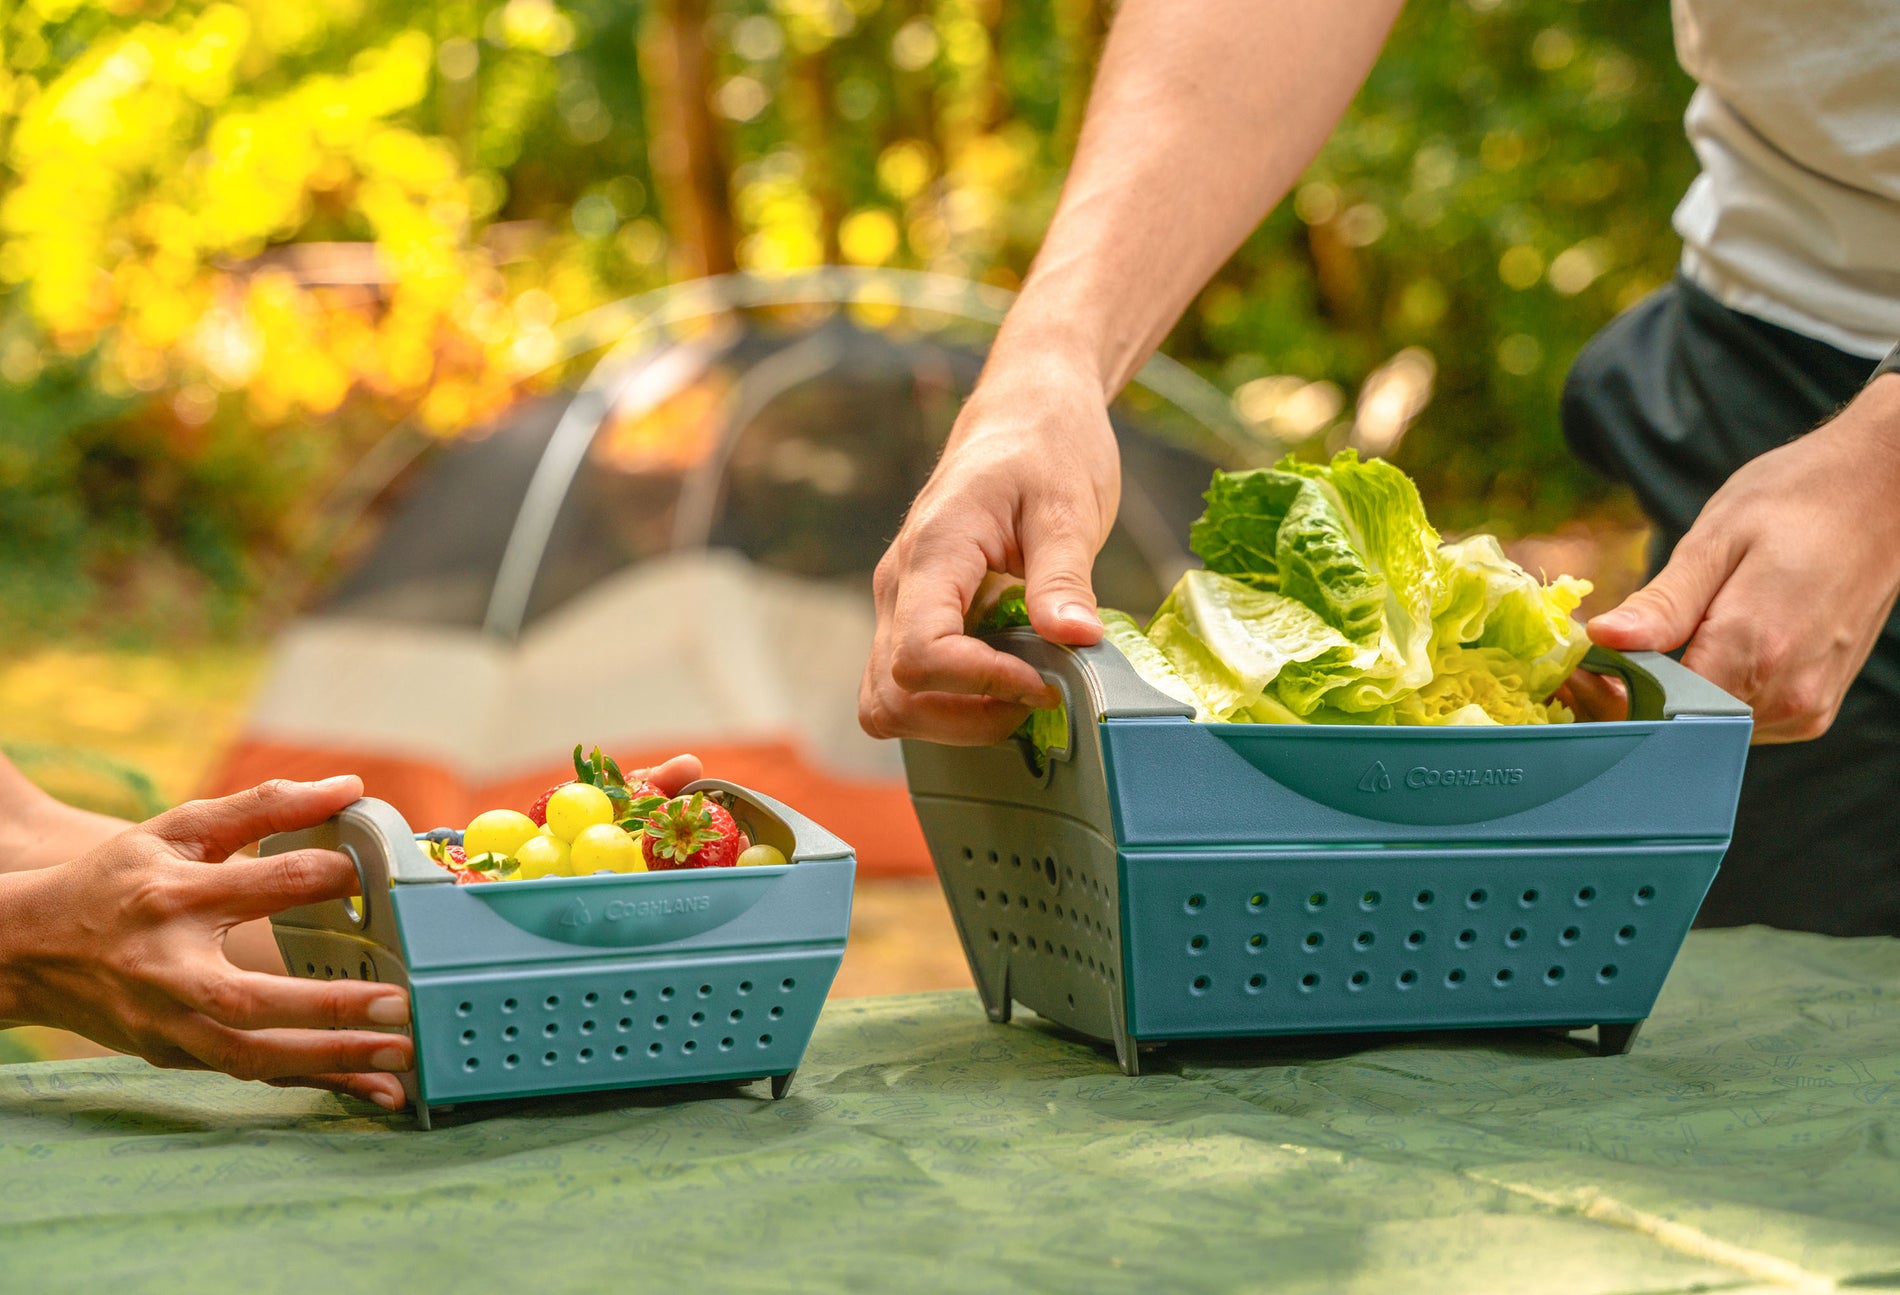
[371,1089,402,1111]
[310,775,357,790]
[1059,602,1100,628]
[370,1046,407,1072]
[367,995,409,1025]
[1592,610,1634,631]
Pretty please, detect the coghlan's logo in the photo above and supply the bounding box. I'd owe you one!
[1357,760,1525,792]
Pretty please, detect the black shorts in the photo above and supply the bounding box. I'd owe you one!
[1562,275,1900,936]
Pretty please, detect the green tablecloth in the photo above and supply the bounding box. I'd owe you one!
[3,927,1898,1294]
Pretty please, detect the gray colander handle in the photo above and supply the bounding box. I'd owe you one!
[979,628,1195,723]
[679,779,856,861]
[1580,647,1751,720]
[262,797,445,939]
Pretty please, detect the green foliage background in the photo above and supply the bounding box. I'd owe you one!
[0,0,1690,640]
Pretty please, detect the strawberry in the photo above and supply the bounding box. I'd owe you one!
[445,844,467,870]
[454,867,493,885]
[640,792,742,871]
[528,783,568,827]
[534,744,641,825]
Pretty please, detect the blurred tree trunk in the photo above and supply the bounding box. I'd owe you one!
[1054,0,1105,158]
[639,0,737,277]
[789,50,844,262]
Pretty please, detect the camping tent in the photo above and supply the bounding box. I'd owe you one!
[205,270,1271,877]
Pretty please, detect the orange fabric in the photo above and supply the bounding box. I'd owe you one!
[201,737,935,879]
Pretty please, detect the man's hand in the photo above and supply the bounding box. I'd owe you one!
[1589,375,1900,742]
[0,775,415,1110]
[860,355,1119,745]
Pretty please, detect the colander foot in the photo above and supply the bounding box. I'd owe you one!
[1597,1020,1644,1056]
[770,1070,797,1100]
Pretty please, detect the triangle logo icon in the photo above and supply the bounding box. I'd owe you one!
[559,897,593,928]
[1357,760,1393,793]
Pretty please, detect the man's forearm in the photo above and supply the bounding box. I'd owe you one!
[994,0,1406,398]
[0,755,128,875]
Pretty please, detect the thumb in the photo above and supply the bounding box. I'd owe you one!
[1588,536,1737,653]
[1021,512,1105,648]
[149,775,365,862]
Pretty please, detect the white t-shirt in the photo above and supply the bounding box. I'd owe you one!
[1672,0,1900,358]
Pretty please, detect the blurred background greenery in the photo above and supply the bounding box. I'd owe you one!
[1,0,1687,1057]
[3,0,1678,653]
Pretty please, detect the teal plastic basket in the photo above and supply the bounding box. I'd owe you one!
[263,780,855,1127]
[902,632,1751,1072]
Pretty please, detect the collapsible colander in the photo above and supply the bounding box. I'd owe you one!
[903,631,1749,1072]
[264,780,854,1127]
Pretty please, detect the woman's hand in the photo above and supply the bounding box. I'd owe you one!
[859,353,1120,746]
[0,775,414,1110]
[1589,375,1900,742]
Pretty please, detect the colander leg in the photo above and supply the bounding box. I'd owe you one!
[1597,1020,1644,1057]
[770,1070,797,1100]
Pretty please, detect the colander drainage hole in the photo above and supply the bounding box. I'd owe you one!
[729,1009,743,1023]
[648,1042,662,1056]
[1415,890,1435,908]
[543,1023,558,1037]
[461,1030,475,1045]
[1349,971,1369,989]
[961,847,973,861]
[1360,891,1380,911]
[504,1054,519,1068]
[1635,885,1655,904]
[582,992,598,1007]
[504,1025,519,1040]
[698,983,713,996]
[1494,969,1513,986]
[1520,889,1539,906]
[654,1015,669,1028]
[720,1038,735,1051]
[976,888,987,902]
[1405,931,1424,949]
[1576,886,1596,905]
[456,1001,473,1017]
[1617,925,1637,943]
[1300,974,1319,991]
[769,1006,784,1020]
[1457,930,1476,948]
[1599,965,1619,982]
[1247,933,1265,951]
[1185,894,1206,913]
[1545,966,1565,984]
[544,995,560,1010]
[758,1034,774,1047]
[542,1052,557,1066]
[1011,854,1020,869]
[579,1048,593,1063]
[1354,931,1374,949]
[1398,970,1418,987]
[691,1012,705,1025]
[781,978,796,992]
[614,1045,628,1059]
[464,1057,479,1071]
[1447,969,1466,986]
[580,1020,596,1034]
[1247,893,1267,912]
[501,998,517,1013]
[1304,932,1324,949]
[1561,926,1581,944]
[1507,928,1527,946]
[989,929,1000,944]
[1188,935,1207,953]
[1307,892,1327,910]
[660,986,675,1001]
[1190,976,1210,995]
[682,1040,697,1054]
[1467,889,1488,908]
[1246,974,1265,993]
[621,990,636,1004]
[738,981,753,994]
[616,1018,631,1032]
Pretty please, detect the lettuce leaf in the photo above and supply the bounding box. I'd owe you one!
[1117,450,1592,728]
